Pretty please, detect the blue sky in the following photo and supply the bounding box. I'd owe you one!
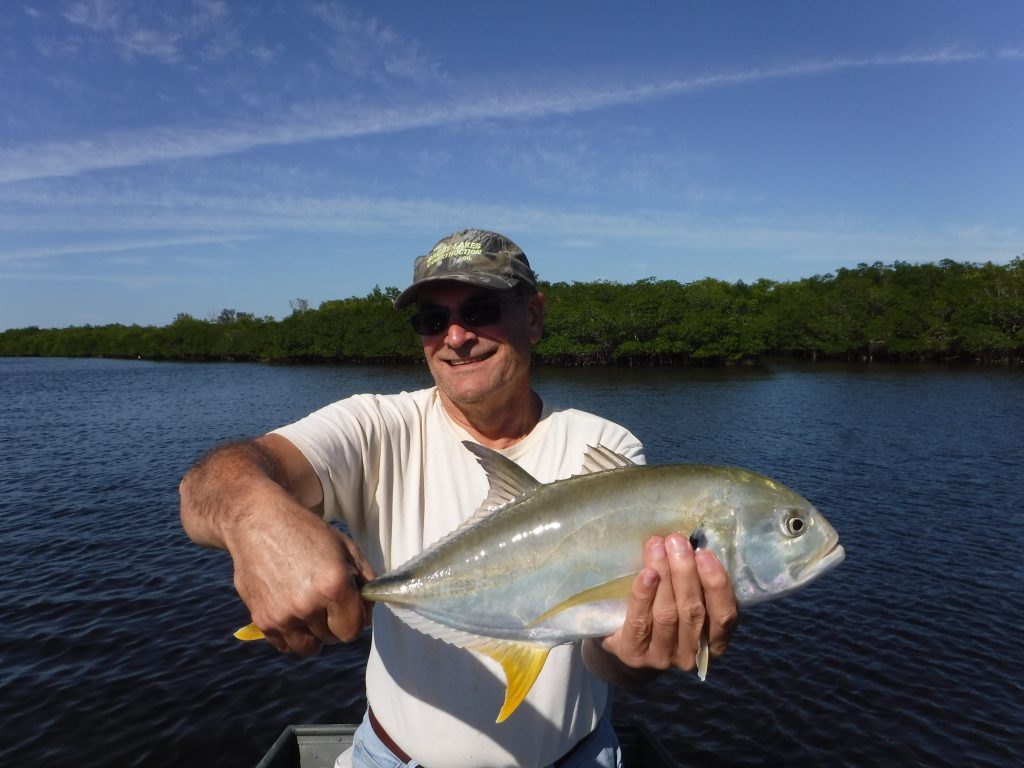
[1,1,1022,330]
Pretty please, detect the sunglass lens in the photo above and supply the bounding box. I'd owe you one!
[409,298,509,335]
[459,301,502,327]
[410,309,448,335]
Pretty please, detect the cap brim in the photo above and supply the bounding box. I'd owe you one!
[393,274,519,308]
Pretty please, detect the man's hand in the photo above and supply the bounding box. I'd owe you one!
[583,533,738,684]
[230,505,376,655]
[180,434,376,656]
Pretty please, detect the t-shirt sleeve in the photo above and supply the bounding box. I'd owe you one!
[270,393,388,531]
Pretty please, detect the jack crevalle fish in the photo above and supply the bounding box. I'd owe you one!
[236,441,845,722]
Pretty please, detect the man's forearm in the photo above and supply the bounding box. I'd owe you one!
[178,439,293,550]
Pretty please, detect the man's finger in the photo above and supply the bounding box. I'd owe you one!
[695,549,737,657]
[305,610,342,646]
[610,566,660,666]
[326,588,372,643]
[281,625,324,657]
[334,527,377,582]
[261,628,289,653]
[664,533,705,669]
[644,536,683,668]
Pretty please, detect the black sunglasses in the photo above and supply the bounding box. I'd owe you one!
[409,296,515,336]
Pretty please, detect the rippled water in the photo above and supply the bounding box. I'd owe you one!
[1,357,1021,767]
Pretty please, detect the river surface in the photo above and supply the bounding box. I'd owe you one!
[1,357,1022,767]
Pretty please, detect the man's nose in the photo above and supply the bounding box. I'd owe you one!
[444,316,478,346]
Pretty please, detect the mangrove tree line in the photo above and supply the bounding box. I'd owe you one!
[2,259,1022,365]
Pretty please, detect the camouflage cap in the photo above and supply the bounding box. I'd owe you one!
[393,228,537,308]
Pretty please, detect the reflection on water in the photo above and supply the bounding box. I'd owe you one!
[1,357,1021,767]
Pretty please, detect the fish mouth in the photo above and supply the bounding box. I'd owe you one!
[796,542,846,584]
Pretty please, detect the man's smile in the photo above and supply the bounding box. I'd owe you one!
[445,351,494,366]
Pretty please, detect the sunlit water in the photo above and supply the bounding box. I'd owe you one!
[1,357,1021,767]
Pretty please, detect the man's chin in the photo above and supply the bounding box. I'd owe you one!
[439,382,492,407]
[435,367,505,405]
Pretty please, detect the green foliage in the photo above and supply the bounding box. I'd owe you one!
[1,261,1022,364]
[541,276,779,364]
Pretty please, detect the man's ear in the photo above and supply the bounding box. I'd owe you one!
[527,292,545,345]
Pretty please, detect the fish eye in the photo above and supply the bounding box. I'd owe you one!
[782,511,807,537]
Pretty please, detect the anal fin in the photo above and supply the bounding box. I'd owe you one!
[474,640,551,723]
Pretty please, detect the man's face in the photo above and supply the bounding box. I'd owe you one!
[414,282,544,411]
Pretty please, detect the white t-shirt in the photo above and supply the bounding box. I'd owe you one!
[274,386,645,767]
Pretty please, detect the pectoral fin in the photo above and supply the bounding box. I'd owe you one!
[474,640,551,723]
[234,622,266,641]
[528,574,635,628]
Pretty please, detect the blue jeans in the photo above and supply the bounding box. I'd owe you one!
[350,709,622,768]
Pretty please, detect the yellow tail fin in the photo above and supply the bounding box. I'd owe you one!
[234,622,266,641]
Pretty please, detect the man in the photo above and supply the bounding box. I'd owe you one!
[179,229,737,767]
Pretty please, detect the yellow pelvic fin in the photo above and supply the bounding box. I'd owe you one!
[475,640,551,723]
[234,622,266,641]
[528,573,636,628]
[696,631,709,681]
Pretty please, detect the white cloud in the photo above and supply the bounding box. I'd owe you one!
[249,43,276,63]
[2,175,1018,270]
[116,25,180,61]
[308,1,443,84]
[0,234,260,263]
[0,270,198,288]
[0,45,996,185]
[58,0,238,63]
[61,0,122,32]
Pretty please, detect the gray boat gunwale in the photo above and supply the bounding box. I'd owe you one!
[255,720,677,768]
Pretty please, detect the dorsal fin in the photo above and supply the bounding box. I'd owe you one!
[371,443,542,577]
[462,441,543,511]
[579,444,637,474]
